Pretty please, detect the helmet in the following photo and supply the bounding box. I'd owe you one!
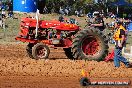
[93,11,100,16]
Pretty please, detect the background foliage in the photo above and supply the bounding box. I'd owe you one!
[1,0,132,14]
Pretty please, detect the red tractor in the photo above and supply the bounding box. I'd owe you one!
[15,17,108,61]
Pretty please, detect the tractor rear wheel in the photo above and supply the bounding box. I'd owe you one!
[72,28,108,61]
[26,43,34,59]
[32,43,50,59]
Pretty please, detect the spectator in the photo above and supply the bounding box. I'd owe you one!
[2,9,6,18]
[1,4,6,10]
[87,12,93,18]
[58,15,64,22]
[43,6,48,14]
[64,8,69,15]
[111,13,116,19]
[59,6,65,15]
[75,8,83,17]
[75,9,79,17]
[0,15,2,27]
[64,6,71,15]
[8,11,13,18]
[128,14,132,20]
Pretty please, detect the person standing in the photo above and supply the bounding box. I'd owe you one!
[113,22,131,68]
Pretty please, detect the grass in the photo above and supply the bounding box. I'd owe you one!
[0,18,20,43]
[0,13,132,47]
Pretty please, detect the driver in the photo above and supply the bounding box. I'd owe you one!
[91,11,105,31]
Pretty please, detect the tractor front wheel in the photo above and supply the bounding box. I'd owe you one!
[32,43,50,59]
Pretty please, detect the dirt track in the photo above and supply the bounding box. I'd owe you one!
[0,44,132,88]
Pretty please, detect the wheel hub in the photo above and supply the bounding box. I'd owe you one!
[37,47,47,58]
[82,36,100,56]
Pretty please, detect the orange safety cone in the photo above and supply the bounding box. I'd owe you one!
[81,69,87,77]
